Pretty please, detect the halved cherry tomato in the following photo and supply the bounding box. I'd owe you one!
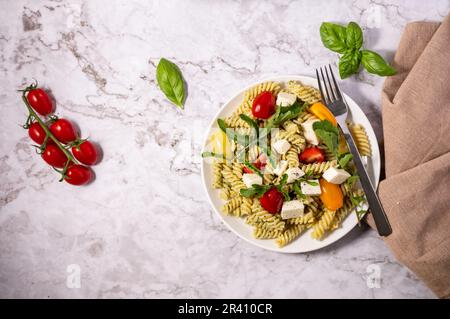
[309,102,337,126]
[27,88,53,116]
[64,164,92,186]
[299,146,325,164]
[28,122,47,145]
[260,187,284,214]
[42,143,68,168]
[72,141,98,166]
[319,178,343,211]
[50,119,78,144]
[252,91,276,119]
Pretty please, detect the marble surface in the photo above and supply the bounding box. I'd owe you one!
[0,0,447,299]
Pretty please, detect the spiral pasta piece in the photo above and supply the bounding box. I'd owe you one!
[224,115,250,128]
[222,197,242,215]
[286,81,321,105]
[287,211,315,225]
[241,197,253,216]
[349,124,371,156]
[294,111,319,124]
[301,160,337,175]
[286,147,300,168]
[276,224,307,247]
[311,209,335,240]
[254,228,283,239]
[212,161,224,189]
[222,164,246,192]
[246,201,285,231]
[244,81,281,101]
[330,198,355,230]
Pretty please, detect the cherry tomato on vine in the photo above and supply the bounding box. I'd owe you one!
[42,143,68,168]
[28,122,47,145]
[260,187,284,214]
[64,164,92,185]
[252,91,276,119]
[50,119,78,144]
[319,178,343,211]
[72,141,98,165]
[27,88,53,116]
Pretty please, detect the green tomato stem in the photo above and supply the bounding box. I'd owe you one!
[21,92,78,164]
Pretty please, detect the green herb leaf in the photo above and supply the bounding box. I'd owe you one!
[217,119,248,145]
[361,50,396,76]
[201,151,225,159]
[267,101,305,127]
[305,180,319,186]
[345,22,363,50]
[320,22,348,54]
[347,175,359,187]
[156,58,186,108]
[239,114,259,131]
[240,184,270,198]
[338,153,353,169]
[339,50,362,79]
[244,162,263,178]
[313,120,339,156]
[293,181,306,199]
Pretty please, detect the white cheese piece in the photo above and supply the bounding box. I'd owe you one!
[281,200,305,219]
[286,167,305,184]
[242,173,263,188]
[301,119,320,145]
[273,160,288,176]
[273,139,291,155]
[276,92,297,107]
[301,179,322,195]
[322,167,351,184]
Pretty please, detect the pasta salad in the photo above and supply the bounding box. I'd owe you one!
[203,80,371,247]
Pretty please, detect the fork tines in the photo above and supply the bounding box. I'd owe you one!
[316,64,343,105]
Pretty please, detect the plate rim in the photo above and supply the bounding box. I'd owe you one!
[201,74,380,253]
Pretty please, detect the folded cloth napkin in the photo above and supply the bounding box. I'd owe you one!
[367,13,450,298]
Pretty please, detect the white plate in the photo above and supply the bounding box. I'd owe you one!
[201,75,380,253]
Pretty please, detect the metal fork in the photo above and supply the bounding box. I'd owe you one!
[316,65,392,236]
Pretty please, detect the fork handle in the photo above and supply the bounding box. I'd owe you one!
[339,122,392,236]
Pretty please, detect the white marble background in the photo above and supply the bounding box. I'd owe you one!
[0,0,447,298]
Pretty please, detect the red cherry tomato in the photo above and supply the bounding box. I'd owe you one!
[42,143,68,168]
[50,119,78,144]
[72,141,98,165]
[242,154,267,174]
[28,122,47,145]
[252,91,276,119]
[64,164,92,186]
[260,187,284,214]
[299,146,325,164]
[27,88,53,116]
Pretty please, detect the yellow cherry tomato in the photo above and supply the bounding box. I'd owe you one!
[319,178,343,211]
[338,134,349,154]
[309,102,337,126]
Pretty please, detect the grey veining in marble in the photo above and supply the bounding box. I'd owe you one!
[1,0,447,298]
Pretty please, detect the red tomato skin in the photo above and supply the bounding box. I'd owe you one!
[28,122,47,145]
[243,166,253,174]
[42,143,68,168]
[27,89,53,116]
[260,187,284,214]
[251,91,276,119]
[64,165,92,186]
[298,146,325,164]
[50,119,78,144]
[72,141,98,165]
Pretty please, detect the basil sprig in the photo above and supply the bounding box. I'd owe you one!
[266,101,305,128]
[156,58,186,108]
[313,120,339,156]
[240,184,271,198]
[319,21,396,78]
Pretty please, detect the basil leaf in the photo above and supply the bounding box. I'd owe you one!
[305,180,319,186]
[293,182,306,199]
[338,153,353,169]
[347,175,359,187]
[361,50,396,76]
[339,50,361,79]
[267,101,305,127]
[320,22,348,54]
[345,22,363,50]
[156,58,186,108]
[240,184,270,198]
[313,120,339,156]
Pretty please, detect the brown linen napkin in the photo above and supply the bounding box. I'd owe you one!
[367,13,450,298]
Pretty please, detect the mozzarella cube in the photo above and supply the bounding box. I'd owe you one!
[273,160,288,176]
[281,200,305,219]
[242,173,263,188]
[276,92,297,107]
[301,179,322,195]
[273,139,291,155]
[286,167,305,184]
[322,167,351,184]
[301,119,320,145]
